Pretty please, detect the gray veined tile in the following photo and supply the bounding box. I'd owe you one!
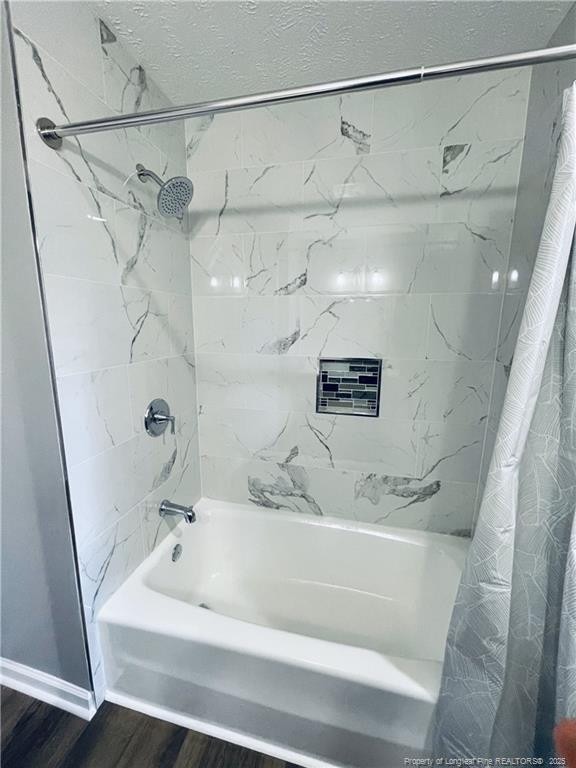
[191,234,247,295]
[115,204,190,295]
[416,420,485,484]
[387,222,507,294]
[44,276,134,375]
[185,112,242,172]
[194,296,300,355]
[427,293,502,362]
[294,412,419,476]
[293,294,429,359]
[101,29,164,115]
[57,367,133,467]
[13,29,165,219]
[28,160,119,284]
[438,138,524,230]
[11,5,104,98]
[100,24,180,158]
[353,475,476,536]
[68,425,180,546]
[301,149,440,230]
[196,352,257,410]
[68,435,141,545]
[241,93,373,166]
[199,408,294,463]
[365,220,509,296]
[379,359,494,424]
[496,292,525,371]
[372,67,530,152]
[120,287,171,363]
[78,506,144,621]
[168,294,196,356]
[201,455,330,518]
[167,355,198,421]
[190,163,303,237]
[200,407,419,477]
[201,454,475,536]
[128,358,170,435]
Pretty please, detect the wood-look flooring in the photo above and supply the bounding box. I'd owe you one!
[1,686,301,768]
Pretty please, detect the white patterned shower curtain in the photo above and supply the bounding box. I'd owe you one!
[432,83,576,759]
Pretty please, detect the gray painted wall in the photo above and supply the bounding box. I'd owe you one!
[0,5,91,690]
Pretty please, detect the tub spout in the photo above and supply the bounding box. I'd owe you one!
[159,499,196,524]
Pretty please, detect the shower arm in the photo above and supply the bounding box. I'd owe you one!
[136,164,164,187]
[36,43,576,149]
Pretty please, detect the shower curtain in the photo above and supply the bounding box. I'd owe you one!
[432,83,576,760]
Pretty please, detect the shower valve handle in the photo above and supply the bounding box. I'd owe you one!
[152,412,175,434]
[144,398,176,437]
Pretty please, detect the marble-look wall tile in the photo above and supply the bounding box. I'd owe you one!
[193,294,432,359]
[366,222,507,295]
[188,65,531,538]
[438,139,524,229]
[10,1,105,99]
[201,455,477,536]
[378,359,493,424]
[242,94,373,165]
[115,203,190,295]
[301,149,440,229]
[13,29,166,220]
[127,358,169,435]
[196,353,318,413]
[186,113,242,172]
[57,367,132,467]
[68,428,178,545]
[28,160,118,283]
[372,68,530,152]
[199,407,419,476]
[191,162,303,236]
[44,276,131,375]
[295,294,430,359]
[416,420,485,484]
[427,293,502,361]
[78,506,144,622]
[194,296,299,355]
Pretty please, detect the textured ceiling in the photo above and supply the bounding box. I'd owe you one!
[97,0,574,105]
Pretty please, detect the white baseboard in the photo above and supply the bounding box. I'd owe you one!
[0,657,96,720]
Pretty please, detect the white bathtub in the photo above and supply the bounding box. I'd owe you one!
[98,498,468,768]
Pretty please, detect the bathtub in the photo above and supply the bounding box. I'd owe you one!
[98,498,468,768]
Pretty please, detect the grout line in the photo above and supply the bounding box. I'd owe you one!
[55,353,190,380]
[43,270,191,297]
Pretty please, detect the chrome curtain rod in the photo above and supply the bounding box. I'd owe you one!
[37,43,576,149]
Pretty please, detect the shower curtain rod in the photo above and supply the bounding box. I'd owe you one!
[37,43,576,149]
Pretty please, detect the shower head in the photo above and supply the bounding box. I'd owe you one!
[135,163,193,220]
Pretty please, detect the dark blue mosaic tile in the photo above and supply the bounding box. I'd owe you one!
[316,358,382,417]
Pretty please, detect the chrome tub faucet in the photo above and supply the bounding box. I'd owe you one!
[159,499,196,524]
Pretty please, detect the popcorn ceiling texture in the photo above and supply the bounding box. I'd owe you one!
[97,0,573,105]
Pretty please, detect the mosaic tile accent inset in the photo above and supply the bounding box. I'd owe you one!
[316,358,382,417]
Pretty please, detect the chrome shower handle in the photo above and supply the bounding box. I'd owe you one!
[144,398,176,437]
[152,412,175,434]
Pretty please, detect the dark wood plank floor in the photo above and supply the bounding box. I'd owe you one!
[1,686,301,768]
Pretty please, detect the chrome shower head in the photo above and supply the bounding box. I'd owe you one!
[135,163,193,220]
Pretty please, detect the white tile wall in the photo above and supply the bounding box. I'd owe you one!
[187,66,532,536]
[11,2,201,699]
